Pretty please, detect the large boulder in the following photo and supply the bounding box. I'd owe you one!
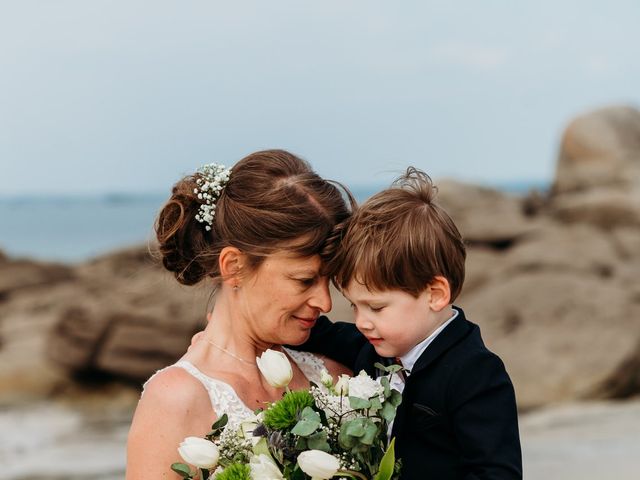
[549,188,640,228]
[0,258,74,299]
[436,180,537,247]
[462,270,640,409]
[552,105,640,195]
[46,247,210,382]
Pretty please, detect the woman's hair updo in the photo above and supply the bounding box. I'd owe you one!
[155,149,354,286]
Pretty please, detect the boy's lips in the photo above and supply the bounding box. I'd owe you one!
[366,336,384,345]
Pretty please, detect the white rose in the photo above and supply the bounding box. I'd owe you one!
[348,370,384,399]
[334,374,350,396]
[249,454,284,480]
[297,450,341,479]
[256,349,293,388]
[178,437,220,469]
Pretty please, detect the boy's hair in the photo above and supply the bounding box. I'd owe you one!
[332,167,466,301]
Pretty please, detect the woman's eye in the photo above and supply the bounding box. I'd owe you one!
[349,302,356,310]
[369,305,384,312]
[297,278,315,287]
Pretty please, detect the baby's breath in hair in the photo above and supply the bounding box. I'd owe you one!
[193,163,232,231]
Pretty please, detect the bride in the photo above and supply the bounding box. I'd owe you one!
[126,150,353,478]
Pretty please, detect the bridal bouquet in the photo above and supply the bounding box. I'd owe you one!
[171,350,403,480]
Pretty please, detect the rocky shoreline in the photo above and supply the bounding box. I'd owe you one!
[1,105,640,478]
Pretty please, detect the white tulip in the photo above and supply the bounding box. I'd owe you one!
[256,349,293,388]
[334,374,350,396]
[177,436,220,469]
[297,450,341,480]
[249,454,284,480]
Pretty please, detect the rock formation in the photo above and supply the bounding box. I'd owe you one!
[1,105,639,411]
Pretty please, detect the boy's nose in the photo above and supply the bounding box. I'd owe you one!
[354,314,374,332]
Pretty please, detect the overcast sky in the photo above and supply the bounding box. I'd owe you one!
[1,1,638,195]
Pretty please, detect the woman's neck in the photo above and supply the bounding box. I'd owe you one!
[201,292,277,363]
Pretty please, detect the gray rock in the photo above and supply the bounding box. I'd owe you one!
[552,105,640,195]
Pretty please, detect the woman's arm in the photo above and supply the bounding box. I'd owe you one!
[126,368,216,479]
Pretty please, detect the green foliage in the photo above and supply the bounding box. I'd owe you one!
[348,396,371,409]
[291,406,321,436]
[170,463,193,478]
[307,430,330,452]
[206,413,229,441]
[214,463,251,480]
[373,438,397,480]
[263,390,315,429]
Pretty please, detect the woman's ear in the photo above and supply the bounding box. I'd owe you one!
[219,246,244,286]
[427,276,451,312]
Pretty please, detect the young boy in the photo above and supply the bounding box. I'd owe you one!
[302,168,522,480]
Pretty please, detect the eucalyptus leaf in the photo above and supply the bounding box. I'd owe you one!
[369,397,382,413]
[295,436,308,451]
[374,362,387,371]
[344,418,366,437]
[307,430,330,452]
[381,402,397,423]
[389,390,403,407]
[170,463,192,478]
[301,406,321,423]
[291,419,320,436]
[380,376,391,397]
[338,424,357,449]
[360,421,379,445]
[349,396,371,409]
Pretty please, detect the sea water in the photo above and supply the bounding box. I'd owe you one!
[0,182,547,263]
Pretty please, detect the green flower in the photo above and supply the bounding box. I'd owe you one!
[263,390,315,429]
[214,463,251,480]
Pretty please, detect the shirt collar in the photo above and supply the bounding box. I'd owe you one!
[399,308,459,373]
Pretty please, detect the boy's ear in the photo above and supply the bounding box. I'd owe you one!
[219,246,245,285]
[427,276,451,312]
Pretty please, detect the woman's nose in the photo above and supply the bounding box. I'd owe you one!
[309,278,332,313]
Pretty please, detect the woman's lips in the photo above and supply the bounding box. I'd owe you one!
[293,315,317,328]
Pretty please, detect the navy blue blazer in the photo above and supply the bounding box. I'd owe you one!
[297,307,522,480]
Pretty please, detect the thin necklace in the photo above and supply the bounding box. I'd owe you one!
[207,339,256,366]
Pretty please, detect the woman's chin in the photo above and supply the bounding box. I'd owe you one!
[281,329,311,346]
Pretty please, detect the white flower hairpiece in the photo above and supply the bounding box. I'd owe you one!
[193,163,232,231]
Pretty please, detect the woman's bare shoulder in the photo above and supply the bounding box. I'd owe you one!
[127,367,215,479]
[130,366,215,440]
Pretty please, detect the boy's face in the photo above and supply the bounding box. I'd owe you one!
[343,280,447,358]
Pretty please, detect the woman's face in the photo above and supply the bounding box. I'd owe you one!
[237,250,332,347]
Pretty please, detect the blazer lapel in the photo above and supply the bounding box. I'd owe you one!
[409,307,475,377]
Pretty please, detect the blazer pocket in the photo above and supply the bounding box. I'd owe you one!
[411,403,445,430]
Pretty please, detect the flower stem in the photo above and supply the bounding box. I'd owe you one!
[336,469,369,480]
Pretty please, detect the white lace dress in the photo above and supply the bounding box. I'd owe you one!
[143,348,327,428]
